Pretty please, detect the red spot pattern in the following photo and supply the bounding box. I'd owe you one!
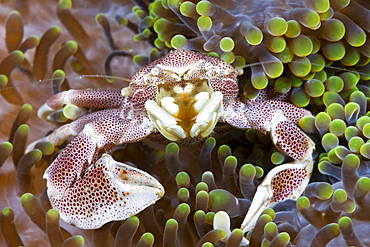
[220,101,252,129]
[47,90,124,110]
[47,91,68,109]
[263,100,312,125]
[45,132,95,201]
[130,49,238,107]
[253,87,291,103]
[49,157,162,229]
[271,167,308,203]
[273,120,312,161]
[245,102,279,132]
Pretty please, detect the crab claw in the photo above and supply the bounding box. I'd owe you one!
[45,154,164,229]
[240,158,313,234]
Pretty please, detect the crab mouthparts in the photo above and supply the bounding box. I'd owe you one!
[145,90,223,141]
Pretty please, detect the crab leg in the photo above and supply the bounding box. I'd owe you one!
[223,99,314,235]
[41,102,161,229]
[38,89,124,120]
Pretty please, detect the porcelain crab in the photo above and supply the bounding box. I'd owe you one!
[30,49,314,233]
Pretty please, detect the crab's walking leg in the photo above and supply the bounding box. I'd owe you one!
[44,110,161,229]
[38,89,125,120]
[222,99,314,235]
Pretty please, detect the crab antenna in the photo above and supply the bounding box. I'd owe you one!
[233,60,370,78]
[0,74,133,91]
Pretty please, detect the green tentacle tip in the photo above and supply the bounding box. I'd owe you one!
[266,17,287,36]
[20,192,35,203]
[142,28,151,39]
[326,223,340,236]
[224,155,237,167]
[196,0,214,16]
[220,37,234,52]
[153,18,175,34]
[17,124,30,135]
[166,218,178,228]
[35,141,54,155]
[338,216,352,228]
[58,0,72,10]
[180,2,198,17]
[271,152,284,165]
[296,196,310,210]
[197,16,212,31]
[343,153,360,170]
[196,182,209,192]
[178,188,190,201]
[302,10,320,28]
[311,0,330,13]
[127,216,140,226]
[318,183,333,199]
[67,235,85,246]
[275,232,290,245]
[322,19,345,42]
[176,171,190,186]
[322,133,339,152]
[134,34,145,42]
[251,72,268,90]
[291,35,313,57]
[304,79,324,97]
[267,36,286,53]
[46,208,60,220]
[10,50,25,64]
[291,87,310,107]
[355,177,370,194]
[274,77,291,94]
[264,61,284,79]
[329,119,346,137]
[171,34,188,49]
[239,164,256,178]
[322,41,345,61]
[53,69,66,78]
[285,20,300,38]
[289,57,311,77]
[255,166,264,179]
[325,76,344,92]
[1,207,13,216]
[117,16,128,26]
[51,25,62,35]
[245,26,263,45]
[220,52,235,64]
[133,54,149,67]
[259,213,272,223]
[166,142,179,156]
[261,208,275,220]
[154,38,166,49]
[299,116,317,133]
[206,212,215,225]
[333,189,347,203]
[264,221,277,234]
[205,137,216,147]
[202,242,214,247]
[360,143,370,159]
[0,74,8,88]
[0,142,13,154]
[176,203,190,216]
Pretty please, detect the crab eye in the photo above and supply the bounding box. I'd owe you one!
[151,68,159,76]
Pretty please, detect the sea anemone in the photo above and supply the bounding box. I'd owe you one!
[2,0,370,246]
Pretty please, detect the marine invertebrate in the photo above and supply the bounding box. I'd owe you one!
[1,0,370,246]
